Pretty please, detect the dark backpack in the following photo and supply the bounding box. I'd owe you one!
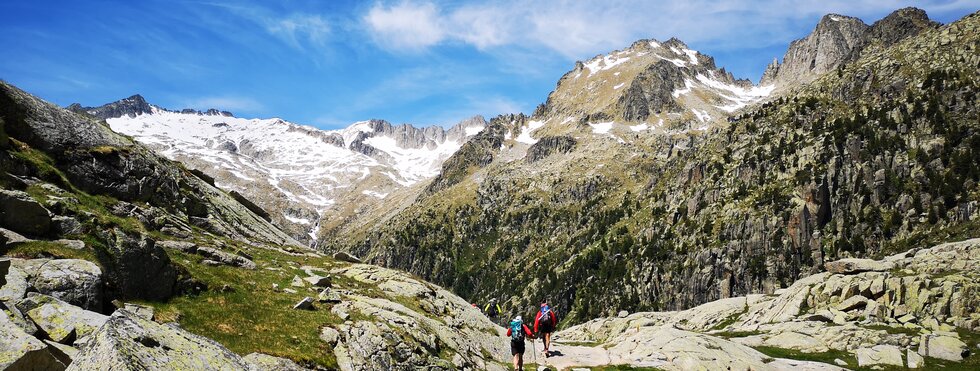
[539,307,553,327]
[510,320,525,341]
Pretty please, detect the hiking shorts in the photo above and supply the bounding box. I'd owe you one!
[539,321,555,334]
[510,340,525,355]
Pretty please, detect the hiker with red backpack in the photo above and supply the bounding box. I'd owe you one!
[506,316,535,370]
[534,302,558,357]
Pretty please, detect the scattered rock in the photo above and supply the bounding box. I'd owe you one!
[156,240,197,254]
[617,310,629,318]
[320,327,339,346]
[303,275,331,287]
[16,293,109,344]
[0,189,52,236]
[856,345,904,367]
[67,309,257,370]
[123,303,155,321]
[0,227,33,244]
[825,258,894,274]
[317,288,342,303]
[243,352,309,371]
[907,349,924,368]
[283,288,297,294]
[834,358,848,366]
[332,251,361,264]
[0,309,66,370]
[51,216,84,236]
[53,239,86,250]
[918,333,968,361]
[290,275,305,287]
[197,247,256,269]
[31,259,104,311]
[837,295,869,311]
[293,297,314,310]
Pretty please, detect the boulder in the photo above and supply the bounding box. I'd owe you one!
[243,353,309,370]
[53,239,86,250]
[0,227,32,244]
[0,309,66,370]
[320,327,339,346]
[0,260,29,302]
[837,295,869,312]
[764,331,828,353]
[0,189,52,236]
[332,251,361,264]
[855,345,904,367]
[123,303,155,320]
[317,288,342,303]
[907,349,924,368]
[293,297,314,310]
[290,275,305,287]
[67,309,258,370]
[918,333,968,361]
[825,259,894,274]
[16,293,108,344]
[31,259,104,311]
[43,339,79,367]
[197,247,256,269]
[51,215,84,236]
[156,240,197,254]
[304,275,331,287]
[102,229,176,301]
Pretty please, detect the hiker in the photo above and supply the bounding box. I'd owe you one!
[534,301,558,357]
[484,298,502,324]
[507,316,535,370]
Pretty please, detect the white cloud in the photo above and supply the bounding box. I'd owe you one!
[360,0,978,59]
[364,1,446,50]
[267,14,330,49]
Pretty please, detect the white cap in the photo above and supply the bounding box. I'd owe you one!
[514,316,522,322]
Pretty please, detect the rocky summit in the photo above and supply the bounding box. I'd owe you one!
[2,4,980,371]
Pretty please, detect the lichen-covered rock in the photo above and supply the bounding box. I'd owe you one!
[196,246,256,269]
[824,259,894,274]
[0,259,28,302]
[243,353,310,371]
[0,309,66,370]
[67,309,258,370]
[856,344,904,367]
[15,293,108,344]
[30,259,104,311]
[918,333,968,361]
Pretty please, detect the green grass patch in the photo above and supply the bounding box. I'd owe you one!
[139,245,371,369]
[1,240,99,264]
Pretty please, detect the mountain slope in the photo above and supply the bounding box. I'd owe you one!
[0,81,508,370]
[340,9,980,326]
[71,99,486,245]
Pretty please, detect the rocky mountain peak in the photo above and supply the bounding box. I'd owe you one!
[761,8,937,87]
[70,94,154,119]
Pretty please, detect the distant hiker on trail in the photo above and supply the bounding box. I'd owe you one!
[507,316,535,370]
[484,298,502,324]
[534,301,558,357]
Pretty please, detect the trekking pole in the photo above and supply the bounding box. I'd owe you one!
[531,337,537,365]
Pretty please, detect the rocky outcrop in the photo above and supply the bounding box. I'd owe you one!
[0,189,51,236]
[16,293,108,344]
[68,95,153,119]
[99,229,176,301]
[67,309,258,370]
[526,135,576,163]
[28,258,104,311]
[550,239,979,369]
[0,308,66,370]
[761,7,938,87]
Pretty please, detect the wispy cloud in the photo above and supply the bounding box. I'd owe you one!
[363,1,445,51]
[360,0,979,58]
[266,14,330,49]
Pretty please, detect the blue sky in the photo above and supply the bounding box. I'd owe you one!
[1,1,977,129]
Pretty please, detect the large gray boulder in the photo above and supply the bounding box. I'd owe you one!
[31,259,104,311]
[0,189,52,236]
[67,309,258,370]
[15,293,108,344]
[0,307,66,370]
[102,229,176,301]
[918,333,969,361]
[0,259,29,302]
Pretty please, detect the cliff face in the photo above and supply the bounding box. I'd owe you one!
[341,10,980,325]
[761,8,939,88]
